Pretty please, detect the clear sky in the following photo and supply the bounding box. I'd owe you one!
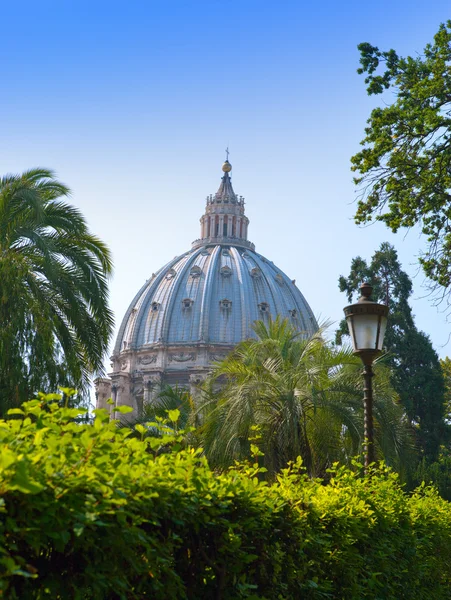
[2,0,451,362]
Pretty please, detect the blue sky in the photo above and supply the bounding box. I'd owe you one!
[2,0,451,358]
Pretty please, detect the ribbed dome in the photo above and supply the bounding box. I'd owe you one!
[96,157,318,414]
[115,244,317,353]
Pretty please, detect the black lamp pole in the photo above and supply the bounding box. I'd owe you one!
[344,283,388,474]
[362,364,375,470]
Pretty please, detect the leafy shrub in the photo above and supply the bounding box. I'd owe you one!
[1,394,451,599]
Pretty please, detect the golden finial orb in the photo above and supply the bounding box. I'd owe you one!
[222,160,232,173]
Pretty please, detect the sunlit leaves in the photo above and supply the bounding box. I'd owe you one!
[353,21,451,297]
[0,397,450,598]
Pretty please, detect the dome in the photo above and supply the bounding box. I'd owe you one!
[115,244,316,353]
[96,156,317,413]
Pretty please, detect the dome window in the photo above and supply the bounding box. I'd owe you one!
[165,269,176,280]
[220,299,232,310]
[190,265,202,278]
[288,309,297,318]
[258,302,270,313]
[250,267,261,278]
[220,265,232,277]
[275,273,285,286]
[151,302,160,312]
[182,298,194,310]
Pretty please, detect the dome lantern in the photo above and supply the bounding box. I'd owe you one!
[193,153,252,251]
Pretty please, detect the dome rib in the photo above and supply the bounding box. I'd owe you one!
[198,245,221,343]
[130,253,188,349]
[230,247,253,339]
[114,244,318,354]
[160,249,200,344]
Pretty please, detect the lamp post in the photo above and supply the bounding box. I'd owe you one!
[343,282,388,473]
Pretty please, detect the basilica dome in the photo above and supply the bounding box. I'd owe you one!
[95,159,317,412]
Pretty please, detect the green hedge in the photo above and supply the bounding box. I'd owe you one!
[1,395,451,599]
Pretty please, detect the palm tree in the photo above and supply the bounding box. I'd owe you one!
[199,317,412,478]
[0,168,113,410]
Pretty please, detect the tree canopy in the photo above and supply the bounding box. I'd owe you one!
[0,168,114,411]
[201,317,412,478]
[352,21,451,297]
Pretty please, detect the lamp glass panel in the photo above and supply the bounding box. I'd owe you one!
[353,313,380,351]
[345,315,357,351]
[376,315,388,351]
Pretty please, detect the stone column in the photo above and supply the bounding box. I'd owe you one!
[219,215,224,238]
[236,216,242,239]
[94,377,112,410]
[210,215,215,238]
[243,219,248,240]
[142,373,163,406]
[189,373,207,402]
[142,375,152,406]
[133,383,144,417]
[112,384,118,407]
[226,216,232,237]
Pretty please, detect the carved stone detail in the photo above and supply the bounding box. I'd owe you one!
[211,354,227,362]
[169,352,195,362]
[143,373,162,384]
[139,355,157,365]
[133,384,144,397]
[189,373,206,384]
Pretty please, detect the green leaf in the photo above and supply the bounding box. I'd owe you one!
[113,405,133,414]
[6,408,25,415]
[167,409,180,423]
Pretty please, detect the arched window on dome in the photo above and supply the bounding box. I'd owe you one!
[220,265,232,278]
[190,265,202,278]
[258,302,270,314]
[288,309,298,319]
[182,298,194,310]
[220,299,232,310]
[151,302,160,312]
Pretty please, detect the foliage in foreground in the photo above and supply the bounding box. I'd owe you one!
[1,396,451,599]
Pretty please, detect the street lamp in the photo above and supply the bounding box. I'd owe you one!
[343,282,388,472]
